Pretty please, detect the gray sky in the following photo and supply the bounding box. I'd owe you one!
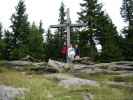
[0,0,125,32]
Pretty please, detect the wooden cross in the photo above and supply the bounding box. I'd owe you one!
[50,8,86,63]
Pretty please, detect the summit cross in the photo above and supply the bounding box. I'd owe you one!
[50,8,86,63]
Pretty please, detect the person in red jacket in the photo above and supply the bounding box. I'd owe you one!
[61,42,67,62]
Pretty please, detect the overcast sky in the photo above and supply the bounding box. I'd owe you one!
[0,0,125,32]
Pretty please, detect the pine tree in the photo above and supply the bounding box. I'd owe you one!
[121,0,133,60]
[10,0,30,59]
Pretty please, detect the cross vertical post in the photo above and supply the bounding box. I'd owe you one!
[66,8,71,48]
[66,8,71,63]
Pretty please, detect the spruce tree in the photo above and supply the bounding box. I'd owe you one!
[95,14,122,61]
[45,29,55,60]
[78,0,103,59]
[10,0,30,59]
[50,2,66,60]
[3,30,13,60]
[39,20,44,34]
[58,1,66,54]
[28,22,44,59]
[121,0,133,25]
[121,0,133,60]
[58,2,66,36]
[0,23,4,59]
[45,30,61,60]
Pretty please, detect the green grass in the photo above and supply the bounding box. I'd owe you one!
[0,67,83,100]
[0,66,133,100]
[73,72,115,82]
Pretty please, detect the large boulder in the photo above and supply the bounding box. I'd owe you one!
[47,59,67,72]
[0,85,27,100]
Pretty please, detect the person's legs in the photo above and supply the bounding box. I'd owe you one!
[64,54,67,63]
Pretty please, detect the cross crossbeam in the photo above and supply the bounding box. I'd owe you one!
[50,24,86,28]
[50,24,66,28]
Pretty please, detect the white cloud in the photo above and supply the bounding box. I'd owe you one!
[0,0,125,32]
[101,0,125,31]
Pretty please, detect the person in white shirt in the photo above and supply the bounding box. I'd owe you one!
[68,44,75,62]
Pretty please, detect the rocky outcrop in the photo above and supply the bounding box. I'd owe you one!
[1,60,133,75]
[47,59,95,73]
[46,60,133,75]
[0,85,27,100]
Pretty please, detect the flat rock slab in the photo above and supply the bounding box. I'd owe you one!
[4,61,32,66]
[45,73,75,81]
[45,73,99,88]
[71,64,95,71]
[59,78,99,88]
[0,85,26,100]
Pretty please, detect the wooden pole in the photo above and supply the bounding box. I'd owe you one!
[66,8,71,63]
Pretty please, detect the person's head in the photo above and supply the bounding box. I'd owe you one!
[75,44,78,48]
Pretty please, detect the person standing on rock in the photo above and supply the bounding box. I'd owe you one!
[74,44,80,60]
[68,44,75,62]
[61,42,67,62]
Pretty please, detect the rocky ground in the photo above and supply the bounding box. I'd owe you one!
[0,60,133,100]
